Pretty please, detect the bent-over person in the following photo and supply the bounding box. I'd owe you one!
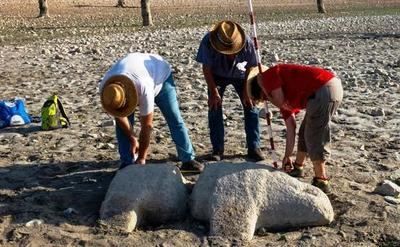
[247,64,343,193]
[99,52,204,173]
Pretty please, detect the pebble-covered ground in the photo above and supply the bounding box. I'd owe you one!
[0,2,399,246]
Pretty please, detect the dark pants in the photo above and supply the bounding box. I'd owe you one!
[208,75,261,152]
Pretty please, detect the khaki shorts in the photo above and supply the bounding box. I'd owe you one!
[298,77,343,161]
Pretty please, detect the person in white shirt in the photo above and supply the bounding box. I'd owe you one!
[99,53,203,173]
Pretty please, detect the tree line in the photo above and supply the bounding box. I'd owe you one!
[38,0,153,26]
[38,0,326,26]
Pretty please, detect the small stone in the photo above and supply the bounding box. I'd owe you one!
[338,231,346,238]
[197,143,205,149]
[106,143,115,149]
[384,196,400,205]
[54,54,63,60]
[63,207,79,217]
[375,68,389,76]
[301,232,316,241]
[309,58,323,65]
[41,49,50,55]
[25,219,43,227]
[91,48,101,55]
[100,119,115,127]
[375,180,400,197]
[256,227,268,236]
[267,53,279,62]
[370,108,385,117]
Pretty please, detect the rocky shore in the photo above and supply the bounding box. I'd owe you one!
[0,10,399,247]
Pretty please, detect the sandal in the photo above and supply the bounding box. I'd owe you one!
[312,176,332,194]
[288,162,305,178]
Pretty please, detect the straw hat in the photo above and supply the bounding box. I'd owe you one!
[246,65,268,103]
[100,74,138,118]
[209,20,246,55]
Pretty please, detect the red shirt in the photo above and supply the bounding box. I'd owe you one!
[261,64,335,119]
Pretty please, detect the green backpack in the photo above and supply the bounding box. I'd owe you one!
[41,95,70,130]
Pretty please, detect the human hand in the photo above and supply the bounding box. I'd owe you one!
[208,91,222,110]
[243,91,254,108]
[129,135,139,158]
[282,156,293,172]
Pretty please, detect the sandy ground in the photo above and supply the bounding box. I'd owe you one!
[0,1,400,246]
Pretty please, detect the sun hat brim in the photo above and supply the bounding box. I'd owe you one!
[209,20,246,55]
[101,74,137,118]
[246,65,268,104]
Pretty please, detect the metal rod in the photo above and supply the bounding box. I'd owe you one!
[247,0,278,168]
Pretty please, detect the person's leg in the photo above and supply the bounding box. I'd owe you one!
[306,78,343,192]
[305,95,331,179]
[116,114,135,169]
[312,160,327,178]
[295,117,308,165]
[288,117,308,177]
[155,74,195,163]
[208,81,227,156]
[232,79,262,160]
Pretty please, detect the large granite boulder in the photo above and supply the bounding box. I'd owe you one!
[100,164,188,232]
[190,162,334,241]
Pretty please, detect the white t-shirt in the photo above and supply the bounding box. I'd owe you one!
[100,53,172,116]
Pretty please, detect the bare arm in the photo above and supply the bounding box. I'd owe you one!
[269,87,286,109]
[283,114,296,166]
[243,67,254,107]
[203,65,222,110]
[136,112,153,164]
[256,74,293,111]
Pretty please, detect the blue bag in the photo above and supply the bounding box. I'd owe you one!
[0,98,32,128]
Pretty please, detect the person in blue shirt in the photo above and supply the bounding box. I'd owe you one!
[196,20,264,161]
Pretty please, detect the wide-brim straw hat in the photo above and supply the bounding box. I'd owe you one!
[100,74,138,118]
[209,20,246,55]
[246,65,268,103]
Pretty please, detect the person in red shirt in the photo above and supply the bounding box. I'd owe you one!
[246,64,343,193]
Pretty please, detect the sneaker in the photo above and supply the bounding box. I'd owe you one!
[312,177,332,194]
[288,163,305,178]
[180,159,204,174]
[210,150,224,161]
[247,148,265,162]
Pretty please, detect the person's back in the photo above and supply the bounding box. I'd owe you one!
[261,64,335,112]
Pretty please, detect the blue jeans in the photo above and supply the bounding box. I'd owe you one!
[116,74,195,167]
[208,75,261,152]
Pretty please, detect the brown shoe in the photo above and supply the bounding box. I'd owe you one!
[180,160,204,174]
[247,148,265,162]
